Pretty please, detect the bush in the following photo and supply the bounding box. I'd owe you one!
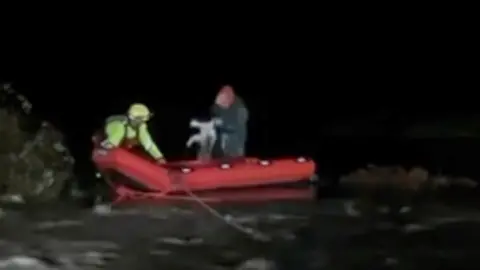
[339,165,477,218]
[0,83,75,203]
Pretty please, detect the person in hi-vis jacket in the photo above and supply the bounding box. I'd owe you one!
[97,103,166,163]
[91,103,166,214]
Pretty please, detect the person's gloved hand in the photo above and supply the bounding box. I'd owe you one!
[156,158,167,164]
[100,140,115,149]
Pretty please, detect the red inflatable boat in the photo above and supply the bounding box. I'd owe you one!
[92,147,317,204]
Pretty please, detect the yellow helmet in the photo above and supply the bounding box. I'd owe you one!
[127,103,151,121]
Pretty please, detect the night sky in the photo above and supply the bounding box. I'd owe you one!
[0,25,474,179]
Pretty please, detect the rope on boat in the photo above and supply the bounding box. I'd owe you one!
[94,151,270,242]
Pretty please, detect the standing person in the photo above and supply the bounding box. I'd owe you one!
[211,85,249,158]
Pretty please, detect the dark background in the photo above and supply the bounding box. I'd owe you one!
[0,22,476,183]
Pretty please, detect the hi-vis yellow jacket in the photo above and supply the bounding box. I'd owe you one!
[103,115,163,159]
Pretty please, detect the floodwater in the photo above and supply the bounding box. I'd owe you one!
[2,198,480,270]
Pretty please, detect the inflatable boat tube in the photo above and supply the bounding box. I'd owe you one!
[92,147,316,194]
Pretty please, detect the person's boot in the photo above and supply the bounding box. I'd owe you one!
[92,195,113,215]
[93,195,112,215]
[92,175,113,215]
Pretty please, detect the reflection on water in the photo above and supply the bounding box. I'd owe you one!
[1,199,480,269]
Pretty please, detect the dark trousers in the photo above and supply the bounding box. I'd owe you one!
[212,133,245,159]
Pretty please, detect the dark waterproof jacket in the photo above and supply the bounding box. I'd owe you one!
[211,89,248,158]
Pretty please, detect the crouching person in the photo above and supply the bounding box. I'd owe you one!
[100,103,166,163]
[92,103,166,214]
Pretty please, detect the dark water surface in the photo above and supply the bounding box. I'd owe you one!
[2,198,480,269]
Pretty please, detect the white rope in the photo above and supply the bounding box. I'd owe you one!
[180,182,271,242]
[100,167,270,241]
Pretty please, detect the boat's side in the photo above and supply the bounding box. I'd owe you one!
[172,157,316,192]
[92,148,172,192]
[93,147,316,194]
